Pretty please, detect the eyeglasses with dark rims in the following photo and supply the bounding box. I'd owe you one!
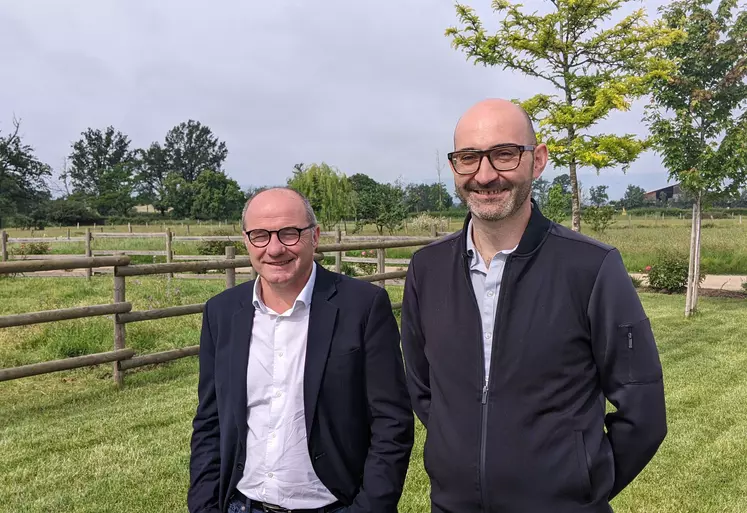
[447,144,535,175]
[244,224,316,248]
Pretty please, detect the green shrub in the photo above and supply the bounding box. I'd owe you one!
[10,242,51,256]
[630,275,643,288]
[647,253,704,293]
[742,281,747,292]
[583,206,615,234]
[196,230,246,256]
[340,263,359,277]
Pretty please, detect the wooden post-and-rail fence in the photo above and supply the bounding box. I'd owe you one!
[0,237,437,386]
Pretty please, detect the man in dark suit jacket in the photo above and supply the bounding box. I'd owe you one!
[188,188,414,513]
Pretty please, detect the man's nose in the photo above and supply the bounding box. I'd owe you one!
[265,234,286,256]
[474,155,499,185]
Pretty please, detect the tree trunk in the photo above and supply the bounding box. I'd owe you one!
[569,160,581,232]
[685,194,702,317]
[685,203,697,317]
[692,193,703,312]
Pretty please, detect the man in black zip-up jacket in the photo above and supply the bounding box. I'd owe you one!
[401,99,667,513]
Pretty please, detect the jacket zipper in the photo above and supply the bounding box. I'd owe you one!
[628,327,633,349]
[627,326,633,381]
[464,252,512,513]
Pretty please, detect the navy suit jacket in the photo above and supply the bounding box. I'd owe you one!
[188,264,414,513]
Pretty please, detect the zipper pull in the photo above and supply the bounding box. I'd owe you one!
[481,381,489,404]
[628,329,633,349]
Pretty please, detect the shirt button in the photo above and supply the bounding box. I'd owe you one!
[278,352,284,357]
[487,291,494,297]
[275,391,282,398]
[268,472,274,478]
[485,333,491,339]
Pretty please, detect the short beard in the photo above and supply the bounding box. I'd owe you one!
[456,177,532,222]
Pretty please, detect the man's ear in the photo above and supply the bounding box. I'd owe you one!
[533,143,549,180]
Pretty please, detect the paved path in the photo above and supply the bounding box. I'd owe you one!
[631,273,747,292]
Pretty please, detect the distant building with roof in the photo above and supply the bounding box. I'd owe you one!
[644,183,683,202]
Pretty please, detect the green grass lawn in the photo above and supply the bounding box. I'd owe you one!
[1,279,747,512]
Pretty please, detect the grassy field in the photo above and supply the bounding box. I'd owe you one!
[5,216,747,274]
[1,277,747,512]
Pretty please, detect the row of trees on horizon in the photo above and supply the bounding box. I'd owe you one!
[2,113,746,232]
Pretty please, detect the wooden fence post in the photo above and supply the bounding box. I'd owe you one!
[377,247,386,288]
[128,223,132,233]
[85,228,92,280]
[335,228,342,273]
[430,224,437,238]
[113,254,127,387]
[67,228,71,240]
[1,230,7,262]
[225,246,236,289]
[166,228,173,281]
[187,224,190,235]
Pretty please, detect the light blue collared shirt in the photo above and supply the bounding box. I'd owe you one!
[465,220,517,383]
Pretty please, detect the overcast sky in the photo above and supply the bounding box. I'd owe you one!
[1,0,674,201]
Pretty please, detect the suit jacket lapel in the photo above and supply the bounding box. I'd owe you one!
[304,265,339,436]
[230,294,255,440]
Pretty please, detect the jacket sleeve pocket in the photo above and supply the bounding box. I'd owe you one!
[617,317,662,384]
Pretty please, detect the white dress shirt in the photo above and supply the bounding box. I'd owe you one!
[236,263,338,508]
[465,220,517,382]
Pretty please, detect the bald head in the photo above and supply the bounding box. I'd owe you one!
[454,99,537,150]
[242,187,317,231]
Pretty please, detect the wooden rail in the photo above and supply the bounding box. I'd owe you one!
[0,349,136,382]
[0,237,434,386]
[0,256,130,274]
[0,303,132,328]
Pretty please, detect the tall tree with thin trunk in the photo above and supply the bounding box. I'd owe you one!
[645,0,747,317]
[446,0,679,231]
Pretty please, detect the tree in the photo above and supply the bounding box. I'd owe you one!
[446,0,679,232]
[0,118,51,228]
[645,0,747,317]
[134,142,170,215]
[404,182,454,213]
[95,163,137,216]
[287,163,354,230]
[164,120,228,183]
[163,173,194,219]
[622,185,647,209]
[550,174,573,214]
[551,174,572,195]
[349,173,381,223]
[373,181,408,235]
[589,185,609,207]
[531,177,551,209]
[544,184,568,223]
[190,170,246,220]
[67,126,133,199]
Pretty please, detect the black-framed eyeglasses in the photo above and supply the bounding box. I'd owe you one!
[447,144,535,175]
[245,224,316,248]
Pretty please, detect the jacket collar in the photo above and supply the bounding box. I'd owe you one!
[460,197,551,258]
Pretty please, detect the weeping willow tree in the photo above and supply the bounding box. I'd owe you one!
[287,162,354,230]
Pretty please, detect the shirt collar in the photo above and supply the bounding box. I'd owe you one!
[252,262,317,314]
[466,219,517,270]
